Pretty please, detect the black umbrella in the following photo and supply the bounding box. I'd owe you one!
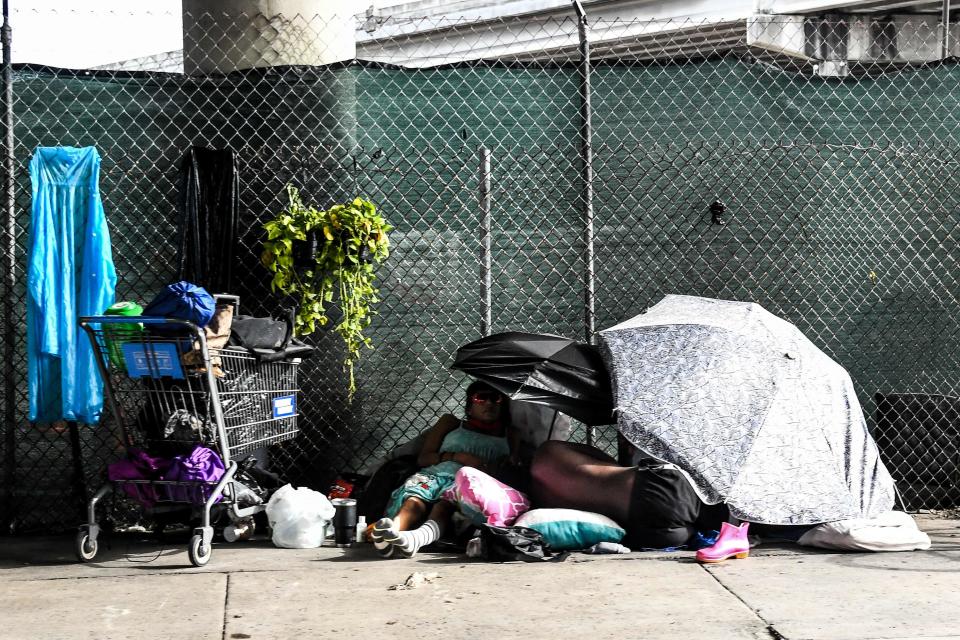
[451,331,613,425]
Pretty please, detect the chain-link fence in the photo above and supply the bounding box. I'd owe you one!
[2,8,960,533]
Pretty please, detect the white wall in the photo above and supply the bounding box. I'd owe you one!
[11,0,181,68]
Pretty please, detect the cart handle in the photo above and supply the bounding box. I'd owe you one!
[78,316,201,329]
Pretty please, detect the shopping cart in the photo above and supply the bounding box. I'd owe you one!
[76,296,301,566]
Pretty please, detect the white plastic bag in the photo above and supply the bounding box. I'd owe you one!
[265,484,336,549]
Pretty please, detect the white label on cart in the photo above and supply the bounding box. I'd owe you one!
[273,395,296,418]
[122,343,184,379]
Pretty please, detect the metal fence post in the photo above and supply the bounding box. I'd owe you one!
[573,1,596,446]
[942,0,952,58]
[1,0,15,535]
[479,146,492,337]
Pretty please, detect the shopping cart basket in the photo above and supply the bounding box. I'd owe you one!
[76,297,301,566]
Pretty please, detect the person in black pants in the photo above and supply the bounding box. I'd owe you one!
[529,440,728,549]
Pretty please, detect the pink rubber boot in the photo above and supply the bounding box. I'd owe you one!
[695,521,750,563]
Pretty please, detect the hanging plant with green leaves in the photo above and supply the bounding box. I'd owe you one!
[261,184,392,398]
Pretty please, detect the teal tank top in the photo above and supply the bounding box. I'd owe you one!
[437,422,510,464]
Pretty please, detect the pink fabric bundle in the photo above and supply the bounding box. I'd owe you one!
[442,466,530,527]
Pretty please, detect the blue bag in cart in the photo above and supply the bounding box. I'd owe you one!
[143,281,216,331]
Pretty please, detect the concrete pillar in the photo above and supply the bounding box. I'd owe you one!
[182,0,361,75]
[180,0,360,156]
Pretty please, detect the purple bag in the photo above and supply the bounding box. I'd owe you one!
[107,445,225,507]
[163,445,226,503]
[107,448,171,508]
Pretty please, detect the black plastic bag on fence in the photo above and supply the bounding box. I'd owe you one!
[474,524,569,563]
[228,308,314,362]
[177,146,239,294]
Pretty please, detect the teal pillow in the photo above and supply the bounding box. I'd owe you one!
[514,508,625,551]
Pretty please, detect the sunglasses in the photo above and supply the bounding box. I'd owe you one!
[470,392,503,404]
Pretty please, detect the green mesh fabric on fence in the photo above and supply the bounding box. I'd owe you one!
[4,35,960,531]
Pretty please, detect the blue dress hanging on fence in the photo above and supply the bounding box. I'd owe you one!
[28,146,116,424]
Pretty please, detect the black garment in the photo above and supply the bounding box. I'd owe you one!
[478,524,569,562]
[625,462,728,549]
[177,147,239,294]
[228,309,314,362]
[134,378,211,457]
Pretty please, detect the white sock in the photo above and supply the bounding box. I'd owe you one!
[396,519,441,557]
[372,518,397,558]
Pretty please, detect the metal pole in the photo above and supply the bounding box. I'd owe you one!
[2,0,15,535]
[68,420,88,520]
[943,0,952,59]
[479,147,492,337]
[573,1,595,346]
[573,1,596,447]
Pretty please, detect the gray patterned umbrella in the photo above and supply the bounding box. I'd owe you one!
[599,295,896,525]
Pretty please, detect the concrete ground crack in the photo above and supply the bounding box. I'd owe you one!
[221,573,231,640]
[3,566,301,583]
[700,565,788,640]
[765,624,787,639]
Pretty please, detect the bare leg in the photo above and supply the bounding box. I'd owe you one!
[426,500,455,537]
[530,440,635,525]
[389,497,454,533]
[391,496,428,531]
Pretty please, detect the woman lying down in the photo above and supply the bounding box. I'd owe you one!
[371,381,524,558]
[370,382,729,559]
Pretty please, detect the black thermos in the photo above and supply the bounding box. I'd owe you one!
[331,498,357,547]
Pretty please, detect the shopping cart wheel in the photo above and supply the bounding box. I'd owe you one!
[75,530,98,562]
[188,533,212,567]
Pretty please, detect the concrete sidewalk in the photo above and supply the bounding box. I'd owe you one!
[1,515,958,640]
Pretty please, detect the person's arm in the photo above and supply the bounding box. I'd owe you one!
[418,415,490,469]
[416,414,460,467]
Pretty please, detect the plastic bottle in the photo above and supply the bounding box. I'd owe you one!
[465,536,484,558]
[355,515,367,545]
[583,541,631,554]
